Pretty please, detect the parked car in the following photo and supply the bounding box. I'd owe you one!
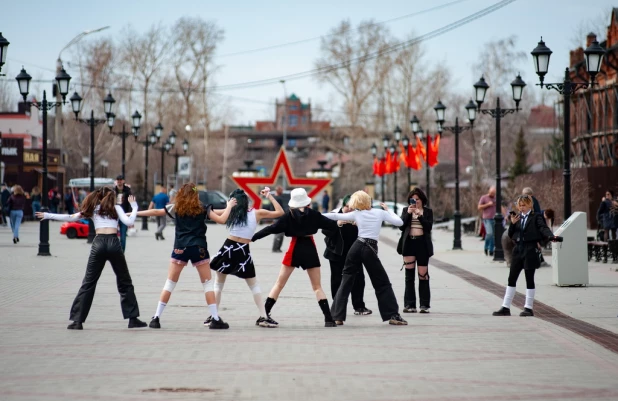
[198,190,228,223]
[60,219,90,239]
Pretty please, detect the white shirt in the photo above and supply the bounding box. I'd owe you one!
[521,211,530,228]
[43,202,138,229]
[323,208,403,240]
[229,209,258,240]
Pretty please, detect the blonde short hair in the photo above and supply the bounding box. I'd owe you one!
[517,194,533,207]
[349,190,372,211]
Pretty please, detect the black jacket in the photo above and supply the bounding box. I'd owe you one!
[396,206,434,257]
[114,184,133,213]
[508,211,554,270]
[252,208,337,242]
[322,208,357,262]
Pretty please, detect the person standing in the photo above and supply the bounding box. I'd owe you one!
[7,185,26,243]
[64,191,75,215]
[597,190,617,241]
[322,194,372,316]
[50,190,61,214]
[36,188,147,330]
[114,175,133,253]
[31,186,42,217]
[1,183,11,226]
[150,187,170,240]
[321,190,330,213]
[397,188,434,314]
[522,187,541,214]
[271,186,287,253]
[478,186,496,256]
[493,195,561,317]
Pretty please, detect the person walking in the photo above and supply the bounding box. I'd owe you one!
[322,191,408,326]
[492,195,562,317]
[252,188,339,327]
[135,183,236,330]
[204,187,284,328]
[114,175,133,252]
[478,186,496,256]
[322,194,372,316]
[321,190,330,213]
[36,187,147,330]
[7,185,26,243]
[271,186,287,253]
[150,187,170,240]
[397,188,434,314]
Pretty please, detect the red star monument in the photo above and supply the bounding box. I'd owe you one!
[231,148,332,209]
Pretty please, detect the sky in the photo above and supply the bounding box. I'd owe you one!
[1,0,615,126]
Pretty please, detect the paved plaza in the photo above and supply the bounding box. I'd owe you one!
[1,220,618,401]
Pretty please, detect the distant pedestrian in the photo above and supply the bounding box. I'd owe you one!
[169,184,177,203]
[31,186,42,217]
[478,186,496,256]
[321,190,330,213]
[114,175,133,252]
[64,192,75,215]
[597,190,617,241]
[150,187,170,240]
[1,183,11,226]
[7,185,26,243]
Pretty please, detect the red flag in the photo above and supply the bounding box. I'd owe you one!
[408,143,421,170]
[391,149,400,172]
[384,149,392,174]
[416,136,427,164]
[378,157,386,176]
[399,143,407,167]
[372,156,381,176]
[428,135,441,167]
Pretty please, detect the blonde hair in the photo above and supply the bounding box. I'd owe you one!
[517,194,533,207]
[349,190,372,211]
[12,185,24,196]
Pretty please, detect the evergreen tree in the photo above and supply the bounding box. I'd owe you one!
[509,127,530,179]
[543,132,564,170]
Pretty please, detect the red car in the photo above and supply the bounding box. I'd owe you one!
[60,219,90,239]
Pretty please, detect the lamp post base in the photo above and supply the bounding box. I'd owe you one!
[453,211,463,250]
[37,211,51,256]
[493,214,505,262]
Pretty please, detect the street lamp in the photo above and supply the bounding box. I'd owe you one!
[0,33,9,76]
[70,91,115,243]
[108,110,142,178]
[434,99,476,250]
[474,74,526,262]
[16,66,71,256]
[155,132,176,188]
[136,129,160,230]
[381,135,389,203]
[531,37,605,221]
[392,126,402,215]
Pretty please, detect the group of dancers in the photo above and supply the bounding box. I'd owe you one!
[38,182,562,330]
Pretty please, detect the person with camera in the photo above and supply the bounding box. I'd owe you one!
[397,188,434,314]
[493,195,562,317]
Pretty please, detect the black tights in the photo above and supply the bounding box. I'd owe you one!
[507,264,536,289]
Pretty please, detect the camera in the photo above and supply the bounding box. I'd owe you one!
[409,198,416,205]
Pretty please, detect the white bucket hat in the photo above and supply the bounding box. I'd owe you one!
[288,188,312,208]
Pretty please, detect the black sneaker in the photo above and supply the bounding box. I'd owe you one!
[128,317,147,328]
[155,233,160,240]
[67,321,83,330]
[403,306,417,313]
[203,316,213,326]
[209,317,230,329]
[354,307,373,315]
[519,308,534,317]
[257,316,278,328]
[389,314,408,325]
[149,317,161,329]
[492,307,511,316]
[419,307,430,314]
[325,320,338,327]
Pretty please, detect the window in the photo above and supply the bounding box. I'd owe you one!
[289,104,298,111]
[289,115,298,127]
[301,116,307,125]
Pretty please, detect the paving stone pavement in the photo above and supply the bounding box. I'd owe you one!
[1,220,618,401]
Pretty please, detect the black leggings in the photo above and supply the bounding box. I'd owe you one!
[507,264,536,289]
[70,234,140,322]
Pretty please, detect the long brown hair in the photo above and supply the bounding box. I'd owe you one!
[175,183,204,217]
[80,187,118,219]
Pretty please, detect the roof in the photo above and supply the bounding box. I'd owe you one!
[527,105,557,129]
[288,93,299,101]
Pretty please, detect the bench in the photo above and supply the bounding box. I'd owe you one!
[588,241,609,263]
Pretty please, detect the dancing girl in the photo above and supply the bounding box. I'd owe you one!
[36,187,146,330]
[397,188,434,313]
[322,191,407,326]
[135,183,236,329]
[493,195,562,317]
[251,188,339,327]
[204,187,284,328]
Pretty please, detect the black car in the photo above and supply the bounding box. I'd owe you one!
[198,190,228,223]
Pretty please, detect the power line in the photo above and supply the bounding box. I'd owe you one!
[217,0,470,58]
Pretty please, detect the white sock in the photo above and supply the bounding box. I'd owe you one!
[254,293,266,317]
[525,289,535,310]
[154,301,166,318]
[208,304,220,321]
[502,286,516,308]
[246,278,267,317]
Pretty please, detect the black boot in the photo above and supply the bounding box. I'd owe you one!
[128,317,147,328]
[419,279,431,312]
[318,299,337,327]
[265,297,277,316]
[67,321,83,330]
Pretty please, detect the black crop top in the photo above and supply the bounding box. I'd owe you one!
[166,203,212,248]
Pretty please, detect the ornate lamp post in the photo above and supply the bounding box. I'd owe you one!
[410,115,432,206]
[136,130,159,230]
[0,33,9,76]
[16,67,71,256]
[531,37,604,221]
[391,126,402,215]
[69,91,116,243]
[154,133,174,188]
[473,74,527,261]
[434,99,476,250]
[170,138,189,175]
[107,110,142,178]
[381,135,389,203]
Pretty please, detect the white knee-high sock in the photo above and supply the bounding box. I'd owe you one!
[246,278,266,317]
[208,304,220,321]
[154,301,166,318]
[524,289,535,310]
[502,286,516,308]
[214,281,225,308]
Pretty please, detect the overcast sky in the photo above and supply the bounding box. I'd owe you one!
[1,0,614,125]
